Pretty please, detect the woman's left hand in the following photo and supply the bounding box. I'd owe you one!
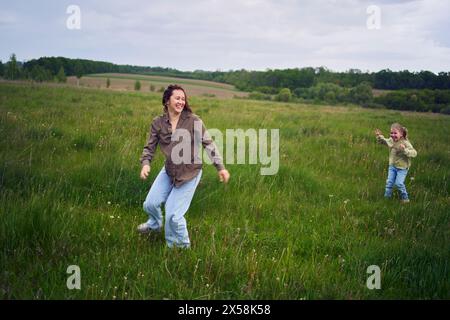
[218,169,230,184]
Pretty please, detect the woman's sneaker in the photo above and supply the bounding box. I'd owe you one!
[137,223,161,234]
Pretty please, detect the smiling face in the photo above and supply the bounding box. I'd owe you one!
[390,128,403,142]
[167,89,185,114]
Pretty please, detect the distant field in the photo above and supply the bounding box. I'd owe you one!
[66,73,248,99]
[0,82,449,299]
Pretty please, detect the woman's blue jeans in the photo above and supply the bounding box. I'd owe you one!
[143,167,202,248]
[384,165,409,200]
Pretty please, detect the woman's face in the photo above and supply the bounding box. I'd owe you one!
[167,89,185,114]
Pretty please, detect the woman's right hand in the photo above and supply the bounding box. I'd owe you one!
[218,169,230,184]
[140,165,150,180]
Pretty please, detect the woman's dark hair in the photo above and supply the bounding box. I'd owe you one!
[162,84,192,113]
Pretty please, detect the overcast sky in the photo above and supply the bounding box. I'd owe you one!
[1,0,449,73]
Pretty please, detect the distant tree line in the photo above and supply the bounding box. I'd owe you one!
[0,55,185,83]
[188,67,450,91]
[374,89,450,114]
[1,54,449,114]
[247,83,450,115]
[248,82,374,106]
[2,55,448,91]
[1,54,68,83]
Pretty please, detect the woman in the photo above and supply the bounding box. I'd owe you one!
[138,84,230,248]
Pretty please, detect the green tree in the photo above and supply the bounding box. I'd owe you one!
[324,91,336,103]
[106,78,111,88]
[149,84,155,91]
[297,68,315,88]
[134,80,141,91]
[349,83,373,104]
[249,91,272,101]
[74,62,84,86]
[30,65,51,82]
[5,53,20,80]
[56,66,67,83]
[293,87,309,99]
[276,88,292,102]
[0,60,4,77]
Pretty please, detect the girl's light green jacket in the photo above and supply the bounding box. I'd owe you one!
[377,135,418,169]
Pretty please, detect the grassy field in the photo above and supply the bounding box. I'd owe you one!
[66,73,248,99]
[0,82,449,299]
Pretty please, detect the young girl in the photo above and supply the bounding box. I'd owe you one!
[138,84,230,248]
[375,123,417,203]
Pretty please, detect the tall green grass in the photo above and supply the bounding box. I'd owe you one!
[0,82,449,299]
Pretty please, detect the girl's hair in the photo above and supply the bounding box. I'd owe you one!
[162,84,192,114]
[391,123,408,139]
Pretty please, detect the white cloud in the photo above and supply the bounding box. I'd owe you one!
[0,11,17,26]
[0,0,449,72]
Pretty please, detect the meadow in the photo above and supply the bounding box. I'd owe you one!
[0,81,449,299]
[66,73,248,99]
